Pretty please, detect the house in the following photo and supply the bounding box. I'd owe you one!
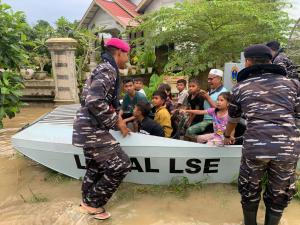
[79,0,182,38]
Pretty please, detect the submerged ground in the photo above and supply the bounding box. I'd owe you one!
[0,105,299,225]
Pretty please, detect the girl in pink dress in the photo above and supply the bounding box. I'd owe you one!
[183,92,231,146]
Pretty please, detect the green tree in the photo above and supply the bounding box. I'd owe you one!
[0,1,28,128]
[130,0,293,75]
[31,20,55,55]
[0,2,28,69]
[55,17,78,37]
[54,17,103,88]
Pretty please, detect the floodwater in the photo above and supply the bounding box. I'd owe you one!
[0,105,299,225]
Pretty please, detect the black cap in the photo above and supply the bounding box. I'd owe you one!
[266,41,280,51]
[244,44,273,60]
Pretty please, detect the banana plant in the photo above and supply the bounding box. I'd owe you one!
[143,74,163,100]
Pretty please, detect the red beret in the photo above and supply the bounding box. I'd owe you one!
[105,38,130,53]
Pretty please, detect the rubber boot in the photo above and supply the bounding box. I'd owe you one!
[264,208,282,225]
[242,203,259,225]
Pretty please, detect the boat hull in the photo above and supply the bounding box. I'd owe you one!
[11,105,300,185]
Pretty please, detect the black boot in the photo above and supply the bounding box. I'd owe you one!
[264,208,282,225]
[242,203,259,225]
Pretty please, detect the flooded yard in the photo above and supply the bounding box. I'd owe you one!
[0,105,299,225]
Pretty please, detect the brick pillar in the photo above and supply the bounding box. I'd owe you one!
[46,38,79,104]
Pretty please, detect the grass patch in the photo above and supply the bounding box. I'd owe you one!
[114,176,204,202]
[13,151,25,159]
[295,180,300,200]
[295,169,300,201]
[44,169,75,184]
[230,174,238,186]
[20,188,48,203]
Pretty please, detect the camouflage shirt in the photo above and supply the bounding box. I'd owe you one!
[273,51,299,80]
[72,61,119,149]
[229,64,300,161]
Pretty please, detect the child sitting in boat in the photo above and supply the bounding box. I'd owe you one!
[186,78,205,127]
[158,83,175,113]
[120,78,148,119]
[132,102,165,137]
[175,79,189,108]
[182,92,231,146]
[134,77,146,96]
[152,91,173,138]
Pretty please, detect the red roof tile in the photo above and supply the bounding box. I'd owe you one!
[114,0,140,17]
[95,0,138,27]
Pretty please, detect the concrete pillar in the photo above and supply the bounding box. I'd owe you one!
[46,38,79,104]
[88,40,97,72]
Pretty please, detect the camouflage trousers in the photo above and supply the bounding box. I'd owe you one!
[82,144,131,208]
[238,156,298,215]
[186,120,212,136]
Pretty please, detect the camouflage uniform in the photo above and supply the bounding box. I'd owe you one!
[229,64,300,215]
[73,60,131,208]
[273,50,299,80]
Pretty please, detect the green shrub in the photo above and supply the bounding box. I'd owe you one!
[0,71,24,128]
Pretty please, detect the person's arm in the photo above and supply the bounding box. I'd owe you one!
[85,69,129,136]
[123,116,136,123]
[119,96,127,117]
[183,109,208,115]
[119,109,124,118]
[199,90,216,108]
[224,87,242,145]
[294,81,300,129]
[224,122,237,145]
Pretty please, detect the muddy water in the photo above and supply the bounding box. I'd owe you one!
[0,106,299,225]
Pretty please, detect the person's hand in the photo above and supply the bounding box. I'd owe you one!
[199,89,209,99]
[224,136,235,145]
[171,109,178,114]
[179,109,186,114]
[117,119,131,137]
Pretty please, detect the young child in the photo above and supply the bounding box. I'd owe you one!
[133,102,164,137]
[186,78,205,127]
[176,79,189,108]
[158,83,174,113]
[134,78,146,96]
[152,91,173,138]
[183,92,231,146]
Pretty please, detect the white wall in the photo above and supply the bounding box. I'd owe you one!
[131,0,143,6]
[88,8,124,32]
[286,0,300,19]
[145,0,182,13]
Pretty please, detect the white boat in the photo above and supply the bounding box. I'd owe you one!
[11,104,300,185]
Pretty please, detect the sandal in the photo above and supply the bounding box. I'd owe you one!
[79,204,106,215]
[93,211,111,220]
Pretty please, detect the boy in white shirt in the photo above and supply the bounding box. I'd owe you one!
[134,78,146,96]
[176,79,189,107]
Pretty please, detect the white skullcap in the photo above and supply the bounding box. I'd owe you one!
[209,69,223,77]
